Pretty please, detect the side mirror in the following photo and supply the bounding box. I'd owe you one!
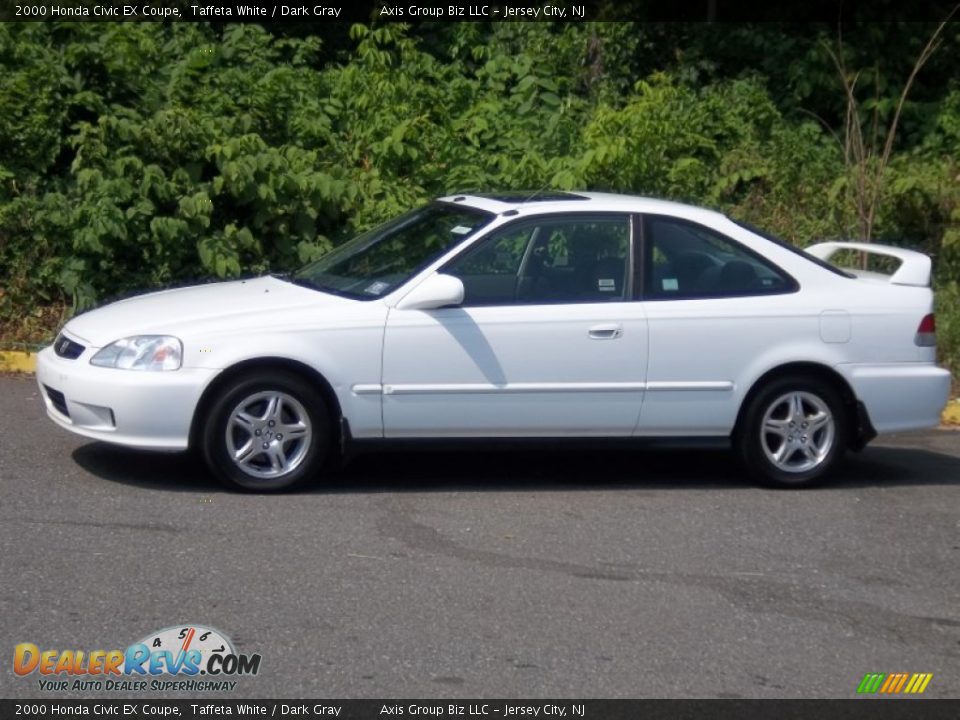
[396,273,465,311]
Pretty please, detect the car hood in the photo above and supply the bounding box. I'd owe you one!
[64,276,356,346]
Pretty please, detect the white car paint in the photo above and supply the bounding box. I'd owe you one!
[381,302,648,437]
[37,192,951,458]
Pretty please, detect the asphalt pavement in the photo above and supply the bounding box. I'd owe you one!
[1,374,958,699]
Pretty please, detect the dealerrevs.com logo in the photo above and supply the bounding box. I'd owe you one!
[13,625,261,692]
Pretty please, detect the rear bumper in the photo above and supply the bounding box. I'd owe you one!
[836,362,951,434]
[36,345,219,450]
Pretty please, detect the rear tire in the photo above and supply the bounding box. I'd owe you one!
[736,375,847,488]
[201,371,331,492]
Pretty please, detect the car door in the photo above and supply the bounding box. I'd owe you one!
[381,213,648,437]
[635,213,803,437]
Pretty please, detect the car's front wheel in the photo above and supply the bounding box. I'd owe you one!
[736,376,847,488]
[201,371,331,492]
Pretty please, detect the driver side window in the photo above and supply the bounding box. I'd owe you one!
[444,215,631,306]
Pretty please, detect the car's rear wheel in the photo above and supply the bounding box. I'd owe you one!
[736,376,847,488]
[201,371,330,492]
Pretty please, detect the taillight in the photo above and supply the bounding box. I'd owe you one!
[915,313,936,347]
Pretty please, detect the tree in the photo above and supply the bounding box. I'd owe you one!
[824,5,959,243]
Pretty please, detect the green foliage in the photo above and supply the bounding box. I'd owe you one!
[0,26,66,185]
[938,281,960,376]
[574,76,778,197]
[0,20,958,376]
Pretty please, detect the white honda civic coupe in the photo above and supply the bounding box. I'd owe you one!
[37,192,950,491]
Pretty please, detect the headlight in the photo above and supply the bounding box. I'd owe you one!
[90,336,183,371]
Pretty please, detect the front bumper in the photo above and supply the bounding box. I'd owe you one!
[36,343,220,450]
[836,362,952,434]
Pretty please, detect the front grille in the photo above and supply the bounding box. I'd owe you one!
[44,385,70,418]
[53,334,86,360]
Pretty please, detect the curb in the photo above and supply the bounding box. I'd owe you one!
[0,350,37,373]
[2,346,959,425]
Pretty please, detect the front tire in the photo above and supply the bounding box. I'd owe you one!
[201,371,331,492]
[736,376,847,488]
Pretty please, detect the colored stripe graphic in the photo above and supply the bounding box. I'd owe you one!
[879,674,898,693]
[857,672,932,694]
[857,673,886,693]
[914,674,933,694]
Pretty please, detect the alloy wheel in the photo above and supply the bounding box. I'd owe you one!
[759,391,836,474]
[224,391,312,479]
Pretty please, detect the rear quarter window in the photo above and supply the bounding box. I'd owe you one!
[645,215,797,299]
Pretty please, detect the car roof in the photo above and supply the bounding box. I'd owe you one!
[436,191,728,224]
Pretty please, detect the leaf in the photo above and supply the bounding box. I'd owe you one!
[540,92,561,108]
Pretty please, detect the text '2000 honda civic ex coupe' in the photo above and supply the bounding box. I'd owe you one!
[37,192,951,491]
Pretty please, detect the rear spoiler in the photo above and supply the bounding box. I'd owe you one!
[805,241,932,287]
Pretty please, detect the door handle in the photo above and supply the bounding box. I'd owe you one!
[588,324,623,339]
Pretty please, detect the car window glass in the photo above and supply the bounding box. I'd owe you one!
[444,215,631,306]
[454,225,533,277]
[293,204,494,299]
[645,216,793,299]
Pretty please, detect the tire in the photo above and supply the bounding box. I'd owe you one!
[735,375,847,489]
[201,370,331,492]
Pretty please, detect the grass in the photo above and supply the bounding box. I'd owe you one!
[0,301,69,351]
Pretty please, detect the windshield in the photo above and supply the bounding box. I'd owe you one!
[291,203,495,299]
